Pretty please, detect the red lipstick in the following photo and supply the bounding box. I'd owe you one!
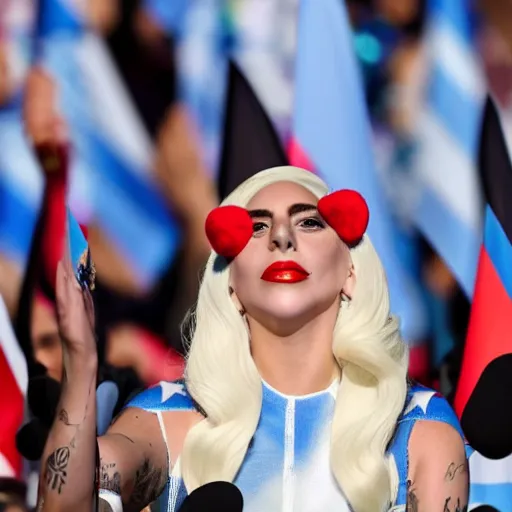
[261,261,310,283]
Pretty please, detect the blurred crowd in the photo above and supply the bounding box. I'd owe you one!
[2,0,512,510]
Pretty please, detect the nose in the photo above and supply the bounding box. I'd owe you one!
[269,222,297,253]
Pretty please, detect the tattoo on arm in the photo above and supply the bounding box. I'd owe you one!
[44,446,71,493]
[444,461,467,482]
[130,458,166,508]
[406,480,419,512]
[443,497,468,512]
[99,460,122,494]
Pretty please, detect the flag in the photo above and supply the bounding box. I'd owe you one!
[413,0,484,297]
[0,293,28,480]
[36,0,181,289]
[0,1,43,267]
[290,0,428,359]
[0,107,44,265]
[218,61,288,199]
[174,0,235,174]
[454,98,512,458]
[469,451,512,511]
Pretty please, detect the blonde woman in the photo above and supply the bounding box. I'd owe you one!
[38,167,470,512]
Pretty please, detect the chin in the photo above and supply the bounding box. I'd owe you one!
[255,290,333,330]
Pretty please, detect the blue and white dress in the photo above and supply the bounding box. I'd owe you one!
[100,379,470,511]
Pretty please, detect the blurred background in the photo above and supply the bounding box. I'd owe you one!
[1,0,512,510]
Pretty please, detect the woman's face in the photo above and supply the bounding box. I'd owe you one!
[230,181,354,333]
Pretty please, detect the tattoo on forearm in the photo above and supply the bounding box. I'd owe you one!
[45,447,70,493]
[130,458,166,507]
[99,460,122,494]
[406,480,419,512]
[443,497,468,512]
[444,461,467,482]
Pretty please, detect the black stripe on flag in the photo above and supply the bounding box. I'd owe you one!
[479,97,512,244]
[217,61,288,200]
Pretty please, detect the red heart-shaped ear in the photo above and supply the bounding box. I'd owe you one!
[317,190,369,246]
[205,206,253,259]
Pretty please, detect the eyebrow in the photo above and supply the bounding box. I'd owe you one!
[248,203,318,219]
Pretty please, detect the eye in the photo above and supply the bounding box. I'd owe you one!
[298,217,325,229]
[252,221,269,234]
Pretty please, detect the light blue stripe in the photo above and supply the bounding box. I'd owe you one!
[470,482,512,511]
[294,393,334,466]
[0,179,39,264]
[293,0,426,341]
[66,208,88,279]
[484,205,512,300]
[429,0,474,45]
[428,63,482,157]
[415,184,480,297]
[234,385,286,500]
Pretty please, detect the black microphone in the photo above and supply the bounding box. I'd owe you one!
[178,482,243,512]
[27,375,61,427]
[16,418,49,461]
[461,355,512,459]
[471,506,499,511]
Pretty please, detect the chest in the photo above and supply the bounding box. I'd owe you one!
[164,384,352,512]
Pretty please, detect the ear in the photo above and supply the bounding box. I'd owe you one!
[229,286,246,316]
[341,265,356,300]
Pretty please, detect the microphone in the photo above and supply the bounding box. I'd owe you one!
[16,418,49,461]
[178,482,243,512]
[27,375,61,427]
[471,507,499,512]
[461,355,512,459]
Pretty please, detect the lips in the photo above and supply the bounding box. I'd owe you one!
[261,260,310,283]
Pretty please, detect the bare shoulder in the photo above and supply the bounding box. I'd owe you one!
[409,419,467,470]
[407,421,469,511]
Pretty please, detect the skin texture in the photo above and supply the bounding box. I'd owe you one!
[406,421,469,511]
[230,181,354,336]
[228,181,355,396]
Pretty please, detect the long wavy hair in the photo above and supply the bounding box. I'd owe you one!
[180,166,408,512]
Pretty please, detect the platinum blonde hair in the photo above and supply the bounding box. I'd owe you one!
[181,166,408,512]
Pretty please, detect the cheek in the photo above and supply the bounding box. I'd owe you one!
[230,245,264,287]
[310,245,349,288]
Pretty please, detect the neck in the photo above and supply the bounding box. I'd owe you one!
[249,305,340,396]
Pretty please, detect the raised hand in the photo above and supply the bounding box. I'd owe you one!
[55,259,96,360]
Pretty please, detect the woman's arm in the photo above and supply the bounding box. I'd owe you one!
[98,407,168,512]
[406,420,469,511]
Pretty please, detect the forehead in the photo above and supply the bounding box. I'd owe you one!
[246,181,318,209]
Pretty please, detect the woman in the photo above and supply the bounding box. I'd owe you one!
[38,167,470,512]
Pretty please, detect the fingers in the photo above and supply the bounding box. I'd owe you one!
[55,260,88,328]
[83,287,96,329]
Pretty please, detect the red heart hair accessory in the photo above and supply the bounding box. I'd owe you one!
[205,206,253,259]
[317,190,369,246]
